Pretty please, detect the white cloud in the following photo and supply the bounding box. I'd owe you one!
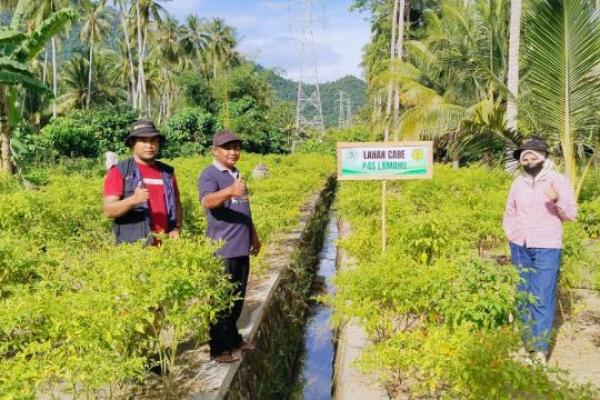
[163,0,370,82]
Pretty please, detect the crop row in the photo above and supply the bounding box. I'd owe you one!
[0,154,335,399]
[332,165,599,399]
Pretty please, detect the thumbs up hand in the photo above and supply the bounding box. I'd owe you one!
[229,174,248,199]
[545,184,559,203]
[131,181,149,205]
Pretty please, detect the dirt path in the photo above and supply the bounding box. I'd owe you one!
[549,240,600,388]
[550,289,600,387]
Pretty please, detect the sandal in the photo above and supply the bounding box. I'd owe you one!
[212,351,240,363]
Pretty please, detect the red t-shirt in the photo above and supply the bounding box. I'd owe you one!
[103,162,180,233]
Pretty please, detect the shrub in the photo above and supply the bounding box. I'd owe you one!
[36,104,137,160]
[579,198,600,239]
[579,166,600,203]
[332,165,598,398]
[0,153,336,396]
[160,107,220,158]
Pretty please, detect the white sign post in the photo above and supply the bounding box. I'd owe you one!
[336,141,434,251]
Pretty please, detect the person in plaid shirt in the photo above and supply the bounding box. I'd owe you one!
[503,137,577,363]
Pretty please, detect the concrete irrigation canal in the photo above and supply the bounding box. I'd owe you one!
[183,178,368,400]
[293,213,338,399]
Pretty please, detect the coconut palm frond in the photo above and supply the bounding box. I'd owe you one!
[523,0,600,188]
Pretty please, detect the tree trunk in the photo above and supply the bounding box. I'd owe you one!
[396,2,406,66]
[0,87,12,174]
[374,91,382,122]
[165,74,172,119]
[384,0,400,142]
[42,49,48,85]
[87,34,94,108]
[51,37,58,118]
[452,131,460,169]
[136,1,144,113]
[141,25,149,116]
[118,0,137,109]
[392,0,406,140]
[506,0,522,131]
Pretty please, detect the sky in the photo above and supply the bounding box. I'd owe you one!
[163,0,372,83]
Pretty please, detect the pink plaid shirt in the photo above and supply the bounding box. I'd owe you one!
[503,170,577,249]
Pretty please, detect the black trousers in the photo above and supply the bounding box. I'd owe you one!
[209,255,250,356]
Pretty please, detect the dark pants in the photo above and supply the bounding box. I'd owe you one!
[209,255,250,357]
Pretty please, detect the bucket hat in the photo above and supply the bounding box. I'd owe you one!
[125,119,165,147]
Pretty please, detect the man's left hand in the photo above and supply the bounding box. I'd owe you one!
[169,229,181,239]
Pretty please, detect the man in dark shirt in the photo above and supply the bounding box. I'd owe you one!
[199,130,261,363]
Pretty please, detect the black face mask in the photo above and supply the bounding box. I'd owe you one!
[523,162,544,176]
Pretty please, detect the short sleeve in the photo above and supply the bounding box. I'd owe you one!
[199,169,220,203]
[103,166,124,198]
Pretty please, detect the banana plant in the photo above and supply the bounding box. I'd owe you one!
[0,0,76,174]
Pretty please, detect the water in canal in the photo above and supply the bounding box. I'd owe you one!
[295,213,338,400]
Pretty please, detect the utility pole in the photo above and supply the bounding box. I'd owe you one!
[293,0,324,152]
[337,90,352,128]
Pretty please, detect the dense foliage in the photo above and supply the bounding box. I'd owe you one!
[332,165,599,398]
[0,153,335,398]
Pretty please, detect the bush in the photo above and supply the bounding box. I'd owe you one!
[219,96,288,154]
[580,166,600,203]
[296,125,375,155]
[35,104,137,160]
[176,72,218,112]
[0,153,336,397]
[332,165,598,398]
[160,107,220,158]
[579,198,600,239]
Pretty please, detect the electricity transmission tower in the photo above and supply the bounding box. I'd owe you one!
[337,90,352,128]
[293,0,324,151]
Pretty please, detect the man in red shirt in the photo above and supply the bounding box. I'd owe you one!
[103,120,182,245]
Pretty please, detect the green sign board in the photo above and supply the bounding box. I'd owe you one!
[337,141,433,180]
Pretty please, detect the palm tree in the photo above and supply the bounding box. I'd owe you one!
[80,0,110,108]
[153,16,182,122]
[30,0,72,118]
[131,0,167,114]
[506,0,522,131]
[57,55,89,112]
[179,14,209,67]
[375,0,511,165]
[0,0,75,173]
[202,18,238,80]
[522,0,600,197]
[112,0,138,108]
[115,38,135,103]
[384,0,399,142]
[392,0,406,140]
